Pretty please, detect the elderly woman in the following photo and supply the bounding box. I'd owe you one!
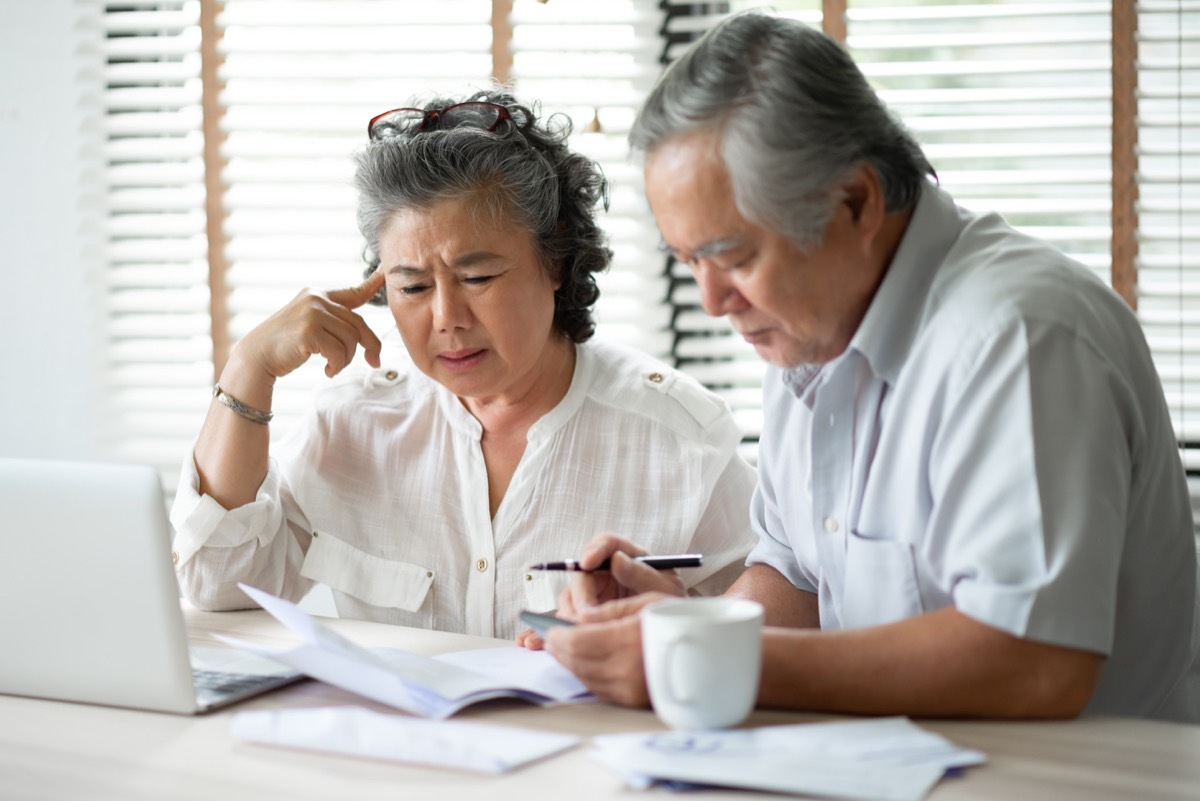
[169,90,757,640]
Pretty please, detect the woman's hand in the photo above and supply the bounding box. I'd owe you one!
[195,269,387,509]
[231,270,387,389]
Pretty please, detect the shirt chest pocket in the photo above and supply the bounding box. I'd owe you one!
[300,531,434,612]
[522,571,569,613]
[840,530,925,629]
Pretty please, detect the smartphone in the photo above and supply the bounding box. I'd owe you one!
[519,610,576,637]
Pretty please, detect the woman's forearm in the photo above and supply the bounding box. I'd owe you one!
[194,350,275,508]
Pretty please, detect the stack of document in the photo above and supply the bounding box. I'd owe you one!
[220,584,592,718]
[592,717,985,801]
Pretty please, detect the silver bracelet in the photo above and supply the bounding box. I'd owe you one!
[212,384,273,425]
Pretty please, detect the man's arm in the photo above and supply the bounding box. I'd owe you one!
[725,563,820,628]
[758,606,1104,719]
[715,564,1103,718]
[548,562,1103,718]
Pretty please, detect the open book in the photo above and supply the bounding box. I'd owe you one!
[218,583,592,719]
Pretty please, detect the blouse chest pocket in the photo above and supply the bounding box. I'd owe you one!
[839,530,925,630]
[522,570,569,613]
[300,530,434,612]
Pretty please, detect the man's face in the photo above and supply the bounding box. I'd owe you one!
[645,130,885,369]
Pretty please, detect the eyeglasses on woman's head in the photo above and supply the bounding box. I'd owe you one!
[367,102,512,140]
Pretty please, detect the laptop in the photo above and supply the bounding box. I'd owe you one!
[0,457,303,714]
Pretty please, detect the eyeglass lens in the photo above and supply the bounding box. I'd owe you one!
[438,103,503,130]
[369,103,505,139]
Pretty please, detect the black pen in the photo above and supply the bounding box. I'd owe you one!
[528,554,703,572]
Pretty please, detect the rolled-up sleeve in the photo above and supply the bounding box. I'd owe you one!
[170,451,313,610]
[744,371,819,595]
[746,473,818,595]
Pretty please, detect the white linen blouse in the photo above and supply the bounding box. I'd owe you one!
[171,339,757,640]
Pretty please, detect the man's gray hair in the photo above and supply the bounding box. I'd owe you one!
[631,12,934,248]
[355,89,610,343]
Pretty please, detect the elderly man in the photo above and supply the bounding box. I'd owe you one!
[531,12,1200,722]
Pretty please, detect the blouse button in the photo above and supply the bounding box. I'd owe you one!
[171,551,179,566]
[823,516,839,533]
[525,574,533,581]
[476,558,488,572]
[385,370,399,380]
[648,372,664,383]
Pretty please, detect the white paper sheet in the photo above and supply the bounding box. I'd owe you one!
[591,717,985,801]
[232,706,581,773]
[219,584,591,718]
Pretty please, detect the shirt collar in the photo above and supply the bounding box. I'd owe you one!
[780,361,833,409]
[845,181,964,386]
[779,181,963,399]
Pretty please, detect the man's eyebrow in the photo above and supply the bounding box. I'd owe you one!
[657,235,745,261]
[693,236,744,259]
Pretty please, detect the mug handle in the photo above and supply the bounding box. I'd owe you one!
[663,631,697,704]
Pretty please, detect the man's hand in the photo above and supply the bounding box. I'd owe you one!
[515,533,689,651]
[543,592,674,707]
[556,534,687,620]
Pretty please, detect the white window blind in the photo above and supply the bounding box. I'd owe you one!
[87,1,211,492]
[509,0,671,357]
[80,1,1198,488]
[216,0,495,442]
[86,1,678,489]
[217,0,674,444]
[660,3,1166,465]
[1135,0,1199,469]
[846,1,1114,284]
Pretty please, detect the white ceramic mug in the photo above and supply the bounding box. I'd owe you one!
[641,597,764,730]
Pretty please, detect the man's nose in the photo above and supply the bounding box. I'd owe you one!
[694,262,747,318]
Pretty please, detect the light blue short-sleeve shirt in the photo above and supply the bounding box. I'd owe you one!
[748,184,1200,723]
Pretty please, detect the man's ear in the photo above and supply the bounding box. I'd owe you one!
[840,162,886,251]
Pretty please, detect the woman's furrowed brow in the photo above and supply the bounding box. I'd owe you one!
[386,252,500,274]
[452,251,502,268]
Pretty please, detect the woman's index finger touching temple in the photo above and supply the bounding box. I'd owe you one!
[328,268,386,310]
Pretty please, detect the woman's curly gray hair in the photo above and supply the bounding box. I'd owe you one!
[355,88,611,343]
